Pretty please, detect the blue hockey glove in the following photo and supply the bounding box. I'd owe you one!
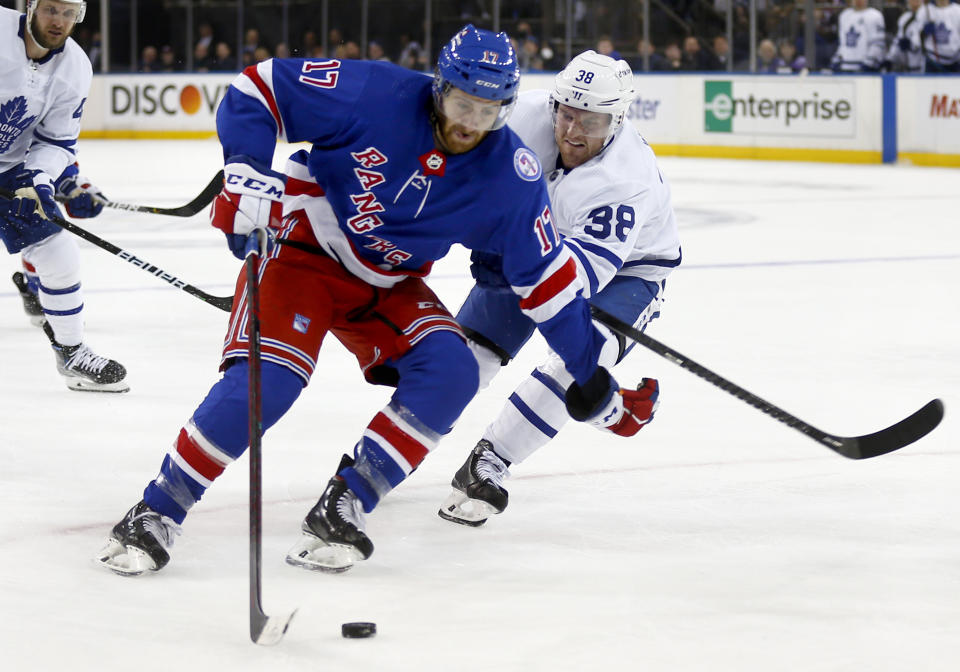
[565,366,660,437]
[469,250,511,289]
[55,168,105,218]
[898,37,913,53]
[210,155,285,260]
[922,22,936,38]
[0,170,63,253]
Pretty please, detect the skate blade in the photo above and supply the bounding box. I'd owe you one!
[284,533,364,573]
[437,489,498,527]
[64,377,130,393]
[95,538,157,576]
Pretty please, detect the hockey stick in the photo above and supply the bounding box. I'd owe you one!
[246,230,297,645]
[590,306,944,459]
[0,187,233,312]
[56,170,224,217]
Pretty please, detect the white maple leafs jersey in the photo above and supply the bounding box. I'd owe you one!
[887,10,925,72]
[506,89,681,299]
[833,7,887,71]
[919,3,960,66]
[0,8,91,181]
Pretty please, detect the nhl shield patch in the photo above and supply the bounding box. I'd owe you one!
[513,147,542,182]
[293,313,311,334]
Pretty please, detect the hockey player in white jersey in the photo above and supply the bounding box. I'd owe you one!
[0,0,126,392]
[831,0,887,72]
[918,0,960,72]
[885,0,925,73]
[439,51,681,526]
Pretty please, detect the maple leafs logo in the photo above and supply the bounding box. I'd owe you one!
[0,97,38,154]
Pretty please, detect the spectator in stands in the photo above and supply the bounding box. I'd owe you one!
[196,21,214,51]
[159,45,178,72]
[140,45,159,72]
[253,46,271,64]
[213,42,236,71]
[631,38,665,72]
[88,31,103,72]
[336,41,361,60]
[300,30,317,57]
[398,41,428,70]
[242,28,262,67]
[660,42,684,71]
[518,36,544,71]
[596,35,622,60]
[275,43,291,59]
[756,38,782,73]
[776,39,807,73]
[368,41,391,62]
[194,42,214,72]
[681,35,712,70]
[705,34,731,71]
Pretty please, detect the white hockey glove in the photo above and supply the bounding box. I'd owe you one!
[210,155,285,259]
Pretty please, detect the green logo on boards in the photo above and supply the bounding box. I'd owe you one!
[704,81,733,133]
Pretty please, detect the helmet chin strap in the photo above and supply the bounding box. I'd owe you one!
[25,0,39,46]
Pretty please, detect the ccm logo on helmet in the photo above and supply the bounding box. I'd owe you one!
[475,80,499,88]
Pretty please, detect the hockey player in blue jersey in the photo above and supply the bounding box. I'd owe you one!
[1,0,124,392]
[97,25,659,575]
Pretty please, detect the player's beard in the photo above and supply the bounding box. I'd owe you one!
[30,13,74,51]
[434,115,487,155]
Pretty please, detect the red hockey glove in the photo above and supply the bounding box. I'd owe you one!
[210,155,285,260]
[566,367,660,437]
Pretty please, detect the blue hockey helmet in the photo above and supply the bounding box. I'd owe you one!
[433,24,520,131]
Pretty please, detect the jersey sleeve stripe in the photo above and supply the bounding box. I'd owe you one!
[238,62,284,138]
[32,130,77,152]
[564,240,601,296]
[574,237,624,270]
[517,256,578,312]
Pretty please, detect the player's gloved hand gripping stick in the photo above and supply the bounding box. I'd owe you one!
[0,186,234,312]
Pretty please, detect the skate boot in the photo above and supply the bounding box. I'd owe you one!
[11,272,44,326]
[286,455,374,573]
[438,439,510,527]
[96,500,182,576]
[43,322,129,393]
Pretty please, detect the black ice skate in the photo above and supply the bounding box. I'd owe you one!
[11,272,44,326]
[43,322,129,393]
[438,439,511,527]
[286,455,374,573]
[96,500,182,576]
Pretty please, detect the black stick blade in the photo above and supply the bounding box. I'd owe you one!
[835,399,945,460]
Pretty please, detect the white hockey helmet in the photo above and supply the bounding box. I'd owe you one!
[551,50,635,147]
[27,0,87,25]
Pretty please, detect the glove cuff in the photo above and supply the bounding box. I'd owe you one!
[565,366,615,422]
[223,155,286,201]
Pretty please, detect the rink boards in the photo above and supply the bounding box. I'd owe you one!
[79,70,960,166]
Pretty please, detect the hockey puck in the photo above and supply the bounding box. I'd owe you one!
[341,622,377,638]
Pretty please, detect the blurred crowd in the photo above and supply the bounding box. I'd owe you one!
[70,0,958,76]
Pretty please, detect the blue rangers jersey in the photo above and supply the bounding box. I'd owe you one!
[0,8,90,182]
[217,58,606,384]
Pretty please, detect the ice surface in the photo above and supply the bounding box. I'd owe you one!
[1,141,957,671]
